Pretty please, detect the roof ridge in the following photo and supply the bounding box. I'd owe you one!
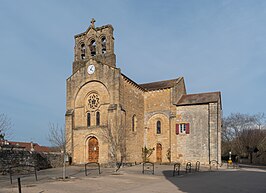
[183,91,221,96]
[139,77,180,85]
[139,77,180,91]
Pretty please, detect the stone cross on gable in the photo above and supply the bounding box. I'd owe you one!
[90,18,96,28]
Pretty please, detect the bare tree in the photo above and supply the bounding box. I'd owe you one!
[48,123,65,150]
[258,136,266,152]
[47,123,68,179]
[252,113,266,129]
[234,129,266,163]
[0,113,12,140]
[101,124,126,172]
[222,113,253,157]
[222,112,266,163]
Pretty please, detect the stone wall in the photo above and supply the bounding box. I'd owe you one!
[175,104,209,164]
[175,102,221,165]
[0,149,62,173]
[209,102,222,164]
[66,59,121,164]
[121,77,145,163]
[143,89,174,163]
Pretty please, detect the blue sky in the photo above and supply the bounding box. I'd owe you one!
[0,0,266,145]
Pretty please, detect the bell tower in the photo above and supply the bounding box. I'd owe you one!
[72,18,116,74]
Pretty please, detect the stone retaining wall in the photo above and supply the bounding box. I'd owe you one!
[0,149,62,173]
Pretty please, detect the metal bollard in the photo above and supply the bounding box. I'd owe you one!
[18,177,22,193]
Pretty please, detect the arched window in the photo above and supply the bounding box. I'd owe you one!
[96,112,100,126]
[156,121,161,134]
[101,36,106,54]
[87,113,91,127]
[132,115,137,132]
[90,40,96,56]
[81,43,86,60]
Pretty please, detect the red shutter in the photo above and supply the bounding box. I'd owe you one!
[176,124,179,135]
[186,123,190,134]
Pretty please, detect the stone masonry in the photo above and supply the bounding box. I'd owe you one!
[65,19,222,165]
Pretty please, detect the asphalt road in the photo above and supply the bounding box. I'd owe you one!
[0,164,265,193]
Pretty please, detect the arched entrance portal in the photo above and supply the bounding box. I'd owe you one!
[88,137,99,162]
[156,143,162,163]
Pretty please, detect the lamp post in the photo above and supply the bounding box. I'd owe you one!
[228,151,232,165]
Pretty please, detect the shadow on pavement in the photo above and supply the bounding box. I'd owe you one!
[162,170,266,193]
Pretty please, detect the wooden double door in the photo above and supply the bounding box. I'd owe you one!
[88,137,99,162]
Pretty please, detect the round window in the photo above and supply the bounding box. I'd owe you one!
[88,93,100,109]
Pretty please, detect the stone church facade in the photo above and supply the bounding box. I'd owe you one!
[65,20,222,165]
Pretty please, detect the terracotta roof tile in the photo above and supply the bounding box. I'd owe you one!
[1,140,52,152]
[176,92,221,106]
[140,78,180,91]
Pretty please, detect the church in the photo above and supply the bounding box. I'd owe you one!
[65,19,222,165]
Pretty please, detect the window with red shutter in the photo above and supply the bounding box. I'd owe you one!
[176,124,179,135]
[185,123,190,134]
[176,123,190,134]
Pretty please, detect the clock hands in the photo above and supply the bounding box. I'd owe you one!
[88,64,95,74]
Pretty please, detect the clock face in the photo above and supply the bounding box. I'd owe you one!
[88,64,95,74]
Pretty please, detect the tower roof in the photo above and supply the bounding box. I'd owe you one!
[74,19,113,38]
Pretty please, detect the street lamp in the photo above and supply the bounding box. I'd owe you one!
[228,151,232,165]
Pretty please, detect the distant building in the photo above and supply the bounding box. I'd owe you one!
[65,19,222,165]
[0,140,51,152]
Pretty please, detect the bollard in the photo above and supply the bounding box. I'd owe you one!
[186,162,192,173]
[173,163,181,176]
[195,161,200,172]
[18,177,22,193]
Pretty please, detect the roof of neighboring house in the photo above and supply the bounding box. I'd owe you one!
[176,92,221,106]
[139,78,180,91]
[0,140,52,152]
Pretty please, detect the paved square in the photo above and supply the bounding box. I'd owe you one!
[1,164,266,193]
